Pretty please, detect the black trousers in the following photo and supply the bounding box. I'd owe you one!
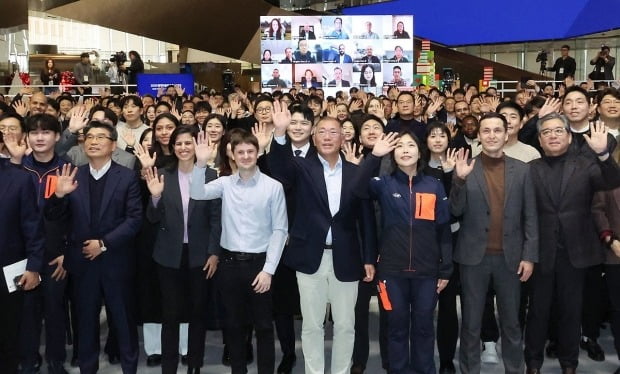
[157,245,209,373]
[352,279,389,369]
[218,251,274,374]
[437,263,460,366]
[19,263,68,368]
[524,250,586,370]
[581,264,606,340]
[272,260,299,357]
[0,273,24,374]
[606,264,620,360]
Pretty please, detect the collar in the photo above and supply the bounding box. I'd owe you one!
[394,167,424,185]
[317,153,342,172]
[292,142,310,157]
[231,168,260,186]
[89,159,112,180]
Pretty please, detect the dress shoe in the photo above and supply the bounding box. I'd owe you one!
[545,340,558,358]
[561,367,576,374]
[439,362,456,374]
[350,363,364,374]
[181,354,188,366]
[246,343,254,364]
[277,353,297,373]
[48,361,69,374]
[580,337,605,361]
[107,353,121,365]
[187,367,200,374]
[221,345,231,366]
[146,354,161,367]
[526,368,541,374]
[481,341,499,364]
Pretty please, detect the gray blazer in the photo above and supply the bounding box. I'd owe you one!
[592,188,620,265]
[147,167,221,269]
[66,145,136,169]
[450,155,539,271]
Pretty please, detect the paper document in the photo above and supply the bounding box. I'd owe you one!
[3,259,27,293]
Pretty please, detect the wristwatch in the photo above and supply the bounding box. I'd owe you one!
[99,240,107,252]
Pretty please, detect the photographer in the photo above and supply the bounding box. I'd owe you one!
[590,45,615,81]
[120,51,144,94]
[106,51,126,95]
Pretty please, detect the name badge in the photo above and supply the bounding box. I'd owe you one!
[48,80,53,86]
[559,68,564,74]
[601,67,605,73]
[83,75,89,82]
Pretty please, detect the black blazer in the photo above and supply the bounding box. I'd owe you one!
[268,139,376,282]
[147,167,221,269]
[0,163,45,272]
[45,162,143,279]
[529,152,620,273]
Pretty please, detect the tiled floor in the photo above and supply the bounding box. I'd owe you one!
[43,298,619,373]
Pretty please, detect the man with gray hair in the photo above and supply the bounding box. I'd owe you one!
[524,113,620,374]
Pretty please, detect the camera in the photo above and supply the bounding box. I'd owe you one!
[110,51,127,66]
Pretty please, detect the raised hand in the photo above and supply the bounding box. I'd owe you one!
[425,99,443,117]
[583,120,609,156]
[326,104,338,119]
[12,100,28,117]
[446,123,458,139]
[55,164,79,198]
[194,131,217,168]
[68,105,90,133]
[174,84,185,97]
[454,148,475,180]
[144,166,164,197]
[489,96,501,112]
[157,87,165,97]
[349,99,363,112]
[3,132,27,163]
[538,97,561,118]
[272,100,291,137]
[121,129,136,148]
[342,142,363,165]
[440,148,457,172]
[170,106,182,121]
[134,143,157,170]
[252,122,272,154]
[371,132,399,157]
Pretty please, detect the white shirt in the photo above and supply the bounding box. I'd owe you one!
[503,141,541,163]
[317,154,342,245]
[292,142,310,158]
[89,159,112,180]
[190,166,288,275]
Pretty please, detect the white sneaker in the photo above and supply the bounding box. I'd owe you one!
[481,341,499,364]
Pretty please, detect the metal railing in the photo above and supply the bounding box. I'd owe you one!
[0,84,138,99]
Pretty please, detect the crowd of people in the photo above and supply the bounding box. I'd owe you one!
[0,73,619,374]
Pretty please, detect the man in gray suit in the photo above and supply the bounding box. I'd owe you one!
[450,112,539,374]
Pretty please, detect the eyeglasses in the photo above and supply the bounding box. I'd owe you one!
[85,134,114,142]
[315,129,341,138]
[0,125,21,133]
[540,127,567,137]
[255,107,272,114]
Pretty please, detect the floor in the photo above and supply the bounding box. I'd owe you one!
[37,298,619,373]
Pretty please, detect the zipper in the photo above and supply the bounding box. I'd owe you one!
[406,176,415,272]
[23,165,60,206]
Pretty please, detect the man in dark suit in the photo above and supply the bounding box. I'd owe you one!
[298,24,316,40]
[327,67,351,88]
[358,45,380,63]
[524,113,620,374]
[46,121,143,374]
[271,104,315,374]
[330,44,353,64]
[268,102,376,374]
[450,112,538,374]
[0,136,45,374]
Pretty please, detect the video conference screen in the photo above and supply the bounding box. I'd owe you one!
[260,15,414,96]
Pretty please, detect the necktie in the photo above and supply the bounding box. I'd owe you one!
[294,150,302,157]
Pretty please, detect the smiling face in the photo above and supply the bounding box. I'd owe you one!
[146,106,156,122]
[394,133,419,169]
[28,128,60,155]
[599,94,620,121]
[154,117,176,146]
[359,119,384,148]
[336,104,348,121]
[499,107,522,138]
[342,121,355,142]
[173,133,195,162]
[232,142,258,172]
[287,112,312,147]
[30,93,48,115]
[426,127,448,155]
[299,40,308,54]
[538,118,571,156]
[478,117,508,157]
[562,90,589,125]
[141,130,153,149]
[84,127,115,159]
[363,66,374,81]
[205,118,225,143]
[313,118,344,157]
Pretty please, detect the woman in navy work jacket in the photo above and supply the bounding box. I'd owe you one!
[355,129,453,374]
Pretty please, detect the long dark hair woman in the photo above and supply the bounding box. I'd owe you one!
[125,50,144,93]
[41,58,61,94]
[144,126,221,374]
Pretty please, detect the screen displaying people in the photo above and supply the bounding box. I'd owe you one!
[260,15,414,95]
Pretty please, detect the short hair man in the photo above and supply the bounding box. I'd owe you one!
[191,130,288,374]
[269,106,376,374]
[451,112,538,374]
[385,92,427,141]
[547,45,576,82]
[389,46,409,63]
[331,44,353,64]
[73,52,94,94]
[360,21,379,39]
[359,45,380,63]
[327,17,349,39]
[46,121,143,373]
[266,68,288,88]
[597,87,620,138]
[390,66,407,86]
[328,67,351,87]
[497,101,541,162]
[524,113,620,373]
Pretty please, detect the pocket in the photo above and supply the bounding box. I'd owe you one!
[377,280,393,311]
[414,193,436,221]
